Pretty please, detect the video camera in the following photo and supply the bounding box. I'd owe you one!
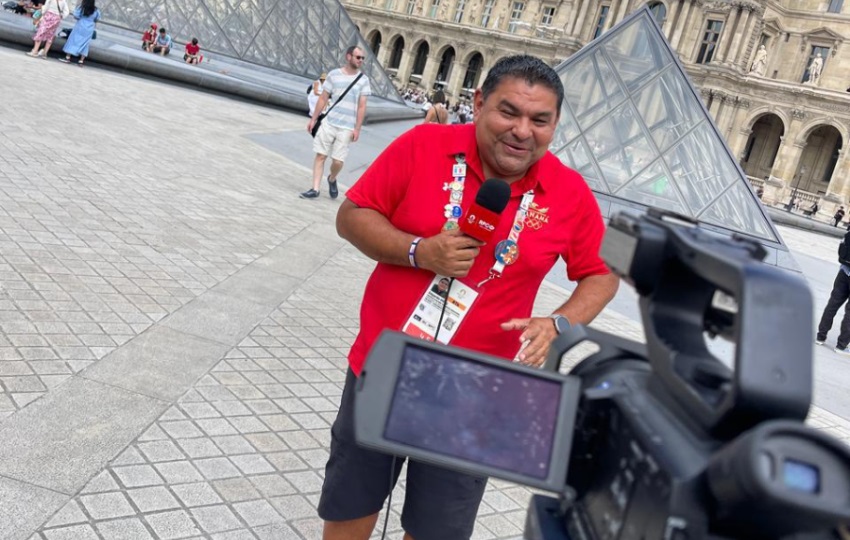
[354,209,850,539]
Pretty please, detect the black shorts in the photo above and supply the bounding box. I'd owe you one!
[318,369,488,540]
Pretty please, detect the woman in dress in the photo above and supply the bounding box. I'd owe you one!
[307,72,326,117]
[423,90,449,124]
[59,0,99,66]
[27,0,69,58]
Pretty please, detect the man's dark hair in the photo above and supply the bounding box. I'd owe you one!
[480,55,564,111]
[191,37,198,45]
[345,45,360,57]
[159,27,166,33]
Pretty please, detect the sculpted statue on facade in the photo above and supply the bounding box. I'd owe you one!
[749,44,767,76]
[806,52,823,85]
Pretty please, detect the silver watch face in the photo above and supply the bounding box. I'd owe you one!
[554,316,570,333]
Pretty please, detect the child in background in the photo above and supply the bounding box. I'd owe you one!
[184,37,202,64]
[141,22,156,51]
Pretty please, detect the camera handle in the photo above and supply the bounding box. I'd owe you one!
[542,325,649,376]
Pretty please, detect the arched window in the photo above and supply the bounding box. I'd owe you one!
[412,41,430,75]
[370,31,382,57]
[389,36,405,69]
[649,2,667,27]
[463,53,484,89]
[436,47,456,83]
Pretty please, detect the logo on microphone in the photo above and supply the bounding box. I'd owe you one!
[467,214,495,231]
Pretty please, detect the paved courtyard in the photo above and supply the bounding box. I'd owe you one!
[0,44,849,540]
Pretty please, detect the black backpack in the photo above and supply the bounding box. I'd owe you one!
[838,231,850,266]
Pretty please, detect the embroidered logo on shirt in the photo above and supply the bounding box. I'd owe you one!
[525,203,550,230]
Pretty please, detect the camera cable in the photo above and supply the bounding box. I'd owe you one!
[380,277,455,540]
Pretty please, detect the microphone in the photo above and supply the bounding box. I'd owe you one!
[459,178,511,243]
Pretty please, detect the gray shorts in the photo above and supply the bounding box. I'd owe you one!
[317,369,488,540]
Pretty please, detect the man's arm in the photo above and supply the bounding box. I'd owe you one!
[336,199,484,277]
[352,94,367,142]
[501,272,620,366]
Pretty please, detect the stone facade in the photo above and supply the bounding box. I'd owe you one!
[342,0,850,209]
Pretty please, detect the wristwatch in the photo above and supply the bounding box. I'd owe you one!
[550,314,571,334]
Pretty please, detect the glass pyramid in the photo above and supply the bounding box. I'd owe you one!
[95,0,403,103]
[551,7,783,247]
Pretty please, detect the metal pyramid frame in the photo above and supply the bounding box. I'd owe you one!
[551,7,784,249]
[95,0,402,103]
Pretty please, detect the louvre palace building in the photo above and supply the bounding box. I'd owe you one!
[341,0,850,207]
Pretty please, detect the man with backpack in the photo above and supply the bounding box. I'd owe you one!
[816,229,850,354]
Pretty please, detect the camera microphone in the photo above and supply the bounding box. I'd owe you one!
[459,179,511,243]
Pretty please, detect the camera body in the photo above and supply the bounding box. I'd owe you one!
[354,209,850,540]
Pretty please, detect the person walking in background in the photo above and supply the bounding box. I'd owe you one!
[422,90,449,124]
[307,72,327,118]
[817,229,850,354]
[26,0,68,58]
[184,37,202,64]
[59,0,99,67]
[302,46,371,200]
[834,206,846,227]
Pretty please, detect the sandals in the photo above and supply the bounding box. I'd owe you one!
[58,57,70,63]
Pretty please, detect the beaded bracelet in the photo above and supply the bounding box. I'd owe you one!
[408,237,423,269]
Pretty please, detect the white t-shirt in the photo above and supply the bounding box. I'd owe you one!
[323,69,372,131]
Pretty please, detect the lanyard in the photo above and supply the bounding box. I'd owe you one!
[440,154,536,288]
[478,190,535,288]
[441,154,468,230]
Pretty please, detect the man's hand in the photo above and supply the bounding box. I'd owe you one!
[352,128,360,142]
[500,317,557,367]
[307,119,315,134]
[415,229,484,277]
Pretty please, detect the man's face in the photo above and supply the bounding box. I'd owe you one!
[473,77,559,183]
[347,48,365,70]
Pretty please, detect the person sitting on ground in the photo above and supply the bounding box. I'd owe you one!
[423,90,449,124]
[30,0,43,27]
[141,22,157,51]
[183,37,201,64]
[804,201,819,217]
[151,27,172,56]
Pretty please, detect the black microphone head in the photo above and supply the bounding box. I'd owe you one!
[476,179,511,214]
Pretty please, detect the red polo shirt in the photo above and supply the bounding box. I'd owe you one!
[346,123,610,375]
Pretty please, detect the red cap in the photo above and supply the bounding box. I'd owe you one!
[151,23,158,29]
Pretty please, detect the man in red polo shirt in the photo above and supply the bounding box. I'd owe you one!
[319,55,620,540]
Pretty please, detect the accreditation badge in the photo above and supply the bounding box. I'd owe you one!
[401,275,479,344]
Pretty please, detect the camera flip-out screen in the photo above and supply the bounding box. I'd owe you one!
[354,331,580,492]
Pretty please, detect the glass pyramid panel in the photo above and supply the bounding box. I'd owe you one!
[95,0,403,103]
[555,138,606,193]
[551,7,782,245]
[584,101,658,192]
[616,159,687,214]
